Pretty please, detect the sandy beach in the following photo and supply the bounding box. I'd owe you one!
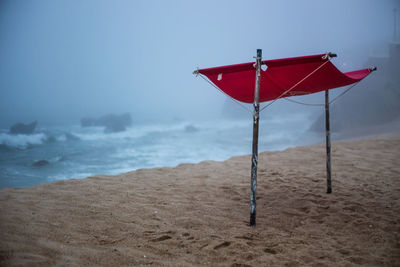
[0,133,399,266]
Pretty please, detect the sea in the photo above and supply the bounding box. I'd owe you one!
[0,114,321,189]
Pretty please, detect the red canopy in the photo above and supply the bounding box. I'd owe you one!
[197,53,372,103]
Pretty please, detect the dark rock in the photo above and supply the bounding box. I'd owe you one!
[80,113,132,133]
[65,132,80,141]
[102,115,127,133]
[9,121,37,135]
[45,135,57,143]
[58,156,68,162]
[32,160,50,167]
[184,125,199,133]
[80,117,96,127]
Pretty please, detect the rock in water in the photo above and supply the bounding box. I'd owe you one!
[98,114,129,133]
[103,118,126,133]
[65,132,80,141]
[80,117,96,127]
[184,125,199,133]
[80,113,132,133]
[32,160,50,167]
[9,121,37,135]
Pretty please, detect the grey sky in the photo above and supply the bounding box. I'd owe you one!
[0,0,398,126]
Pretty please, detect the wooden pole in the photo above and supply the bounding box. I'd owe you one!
[325,90,332,194]
[250,49,262,226]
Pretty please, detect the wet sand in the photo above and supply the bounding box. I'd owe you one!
[1,133,399,266]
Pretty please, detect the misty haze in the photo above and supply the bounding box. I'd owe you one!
[1,1,400,266]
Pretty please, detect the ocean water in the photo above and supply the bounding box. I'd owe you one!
[0,115,321,189]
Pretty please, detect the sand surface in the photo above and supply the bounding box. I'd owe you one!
[1,133,399,266]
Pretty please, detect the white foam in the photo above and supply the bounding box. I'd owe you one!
[0,133,47,149]
[72,121,197,142]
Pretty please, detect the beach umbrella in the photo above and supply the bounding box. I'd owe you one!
[194,49,376,226]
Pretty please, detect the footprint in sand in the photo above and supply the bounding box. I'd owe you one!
[264,247,277,254]
[151,235,172,242]
[234,234,254,241]
[214,241,231,250]
[299,206,311,213]
[231,263,252,267]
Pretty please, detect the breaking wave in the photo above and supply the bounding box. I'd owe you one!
[0,133,47,149]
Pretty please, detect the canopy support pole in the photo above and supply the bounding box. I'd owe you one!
[325,90,332,194]
[250,49,262,226]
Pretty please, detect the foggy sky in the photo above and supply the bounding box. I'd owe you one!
[0,0,399,127]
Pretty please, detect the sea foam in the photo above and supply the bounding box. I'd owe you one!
[0,133,47,149]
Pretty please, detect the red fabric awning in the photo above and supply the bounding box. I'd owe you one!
[197,54,372,103]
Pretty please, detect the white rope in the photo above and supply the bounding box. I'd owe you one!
[283,97,324,106]
[198,73,253,114]
[259,60,330,112]
[328,80,361,105]
[282,80,362,107]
